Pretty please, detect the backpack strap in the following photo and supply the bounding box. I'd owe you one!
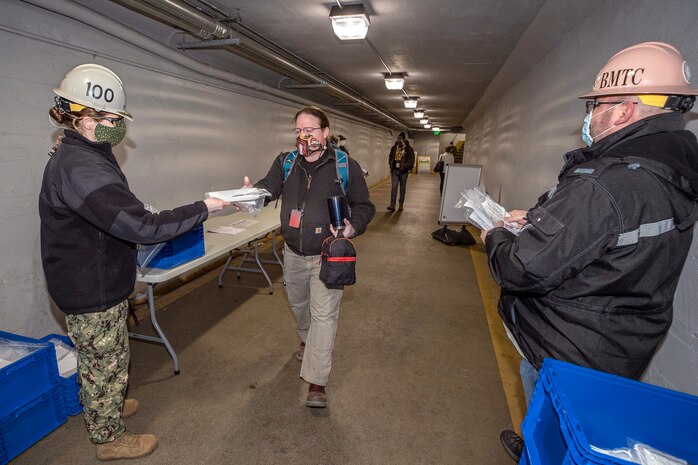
[283,148,350,196]
[282,150,298,183]
[334,149,349,195]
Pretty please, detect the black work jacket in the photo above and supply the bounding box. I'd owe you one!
[39,131,208,314]
[486,113,698,379]
[255,147,375,256]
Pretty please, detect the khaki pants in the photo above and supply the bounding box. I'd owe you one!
[66,300,129,444]
[283,244,343,386]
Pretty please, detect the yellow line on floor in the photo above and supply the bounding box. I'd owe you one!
[468,230,526,435]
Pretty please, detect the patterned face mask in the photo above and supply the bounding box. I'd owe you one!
[94,119,127,147]
[296,135,324,157]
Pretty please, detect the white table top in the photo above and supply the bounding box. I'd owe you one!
[136,205,281,284]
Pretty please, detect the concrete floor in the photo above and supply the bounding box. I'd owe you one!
[14,174,515,464]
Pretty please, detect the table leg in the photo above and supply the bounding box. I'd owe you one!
[271,229,284,272]
[254,239,274,294]
[218,251,233,288]
[128,283,181,375]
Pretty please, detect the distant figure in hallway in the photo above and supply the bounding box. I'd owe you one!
[328,134,339,150]
[338,134,350,155]
[387,132,415,211]
[244,106,375,408]
[437,145,455,195]
[480,42,698,462]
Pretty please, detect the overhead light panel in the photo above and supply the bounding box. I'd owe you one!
[403,97,419,109]
[413,109,425,118]
[432,126,441,133]
[424,123,431,129]
[384,73,405,90]
[419,118,429,125]
[330,4,370,40]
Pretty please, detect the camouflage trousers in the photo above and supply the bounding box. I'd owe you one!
[66,300,129,444]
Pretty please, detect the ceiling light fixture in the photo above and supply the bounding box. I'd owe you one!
[432,126,441,133]
[329,4,370,40]
[424,123,431,129]
[403,97,419,109]
[413,109,425,118]
[384,72,405,90]
[419,118,429,125]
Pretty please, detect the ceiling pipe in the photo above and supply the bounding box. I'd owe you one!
[146,0,357,91]
[22,0,317,104]
[114,0,213,38]
[140,0,228,38]
[20,0,405,129]
[120,0,405,128]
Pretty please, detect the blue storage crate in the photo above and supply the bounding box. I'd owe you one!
[40,335,82,416]
[522,374,578,465]
[0,384,67,465]
[0,331,60,419]
[145,225,205,269]
[522,358,698,465]
[519,449,530,465]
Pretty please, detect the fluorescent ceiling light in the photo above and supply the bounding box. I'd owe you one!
[384,73,405,90]
[403,97,419,109]
[413,109,425,118]
[423,123,431,129]
[432,126,441,132]
[419,118,429,125]
[330,4,370,40]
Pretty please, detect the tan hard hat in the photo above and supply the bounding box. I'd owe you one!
[579,42,698,99]
[53,64,133,120]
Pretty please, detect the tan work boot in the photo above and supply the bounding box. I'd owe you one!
[96,432,158,461]
[306,383,327,408]
[121,399,139,419]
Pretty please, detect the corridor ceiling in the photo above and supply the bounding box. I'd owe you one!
[105,0,548,131]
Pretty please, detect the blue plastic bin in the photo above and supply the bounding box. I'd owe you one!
[40,335,82,416]
[0,384,67,465]
[145,225,205,269]
[522,359,698,465]
[519,450,530,465]
[0,331,60,419]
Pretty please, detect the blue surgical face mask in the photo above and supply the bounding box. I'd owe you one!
[581,103,621,147]
[581,112,594,147]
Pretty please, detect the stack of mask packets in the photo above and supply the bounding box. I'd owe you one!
[455,185,522,235]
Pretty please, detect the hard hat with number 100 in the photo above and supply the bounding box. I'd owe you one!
[579,42,698,99]
[53,64,133,121]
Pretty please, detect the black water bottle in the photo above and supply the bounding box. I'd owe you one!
[327,195,348,231]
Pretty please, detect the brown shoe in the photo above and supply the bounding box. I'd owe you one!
[295,342,305,361]
[387,204,396,211]
[398,203,404,211]
[121,399,139,419]
[96,432,158,461]
[306,383,327,408]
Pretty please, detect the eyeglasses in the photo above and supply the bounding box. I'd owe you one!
[100,116,124,124]
[585,100,637,114]
[292,127,323,135]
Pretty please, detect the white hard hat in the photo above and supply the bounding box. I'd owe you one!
[53,64,133,120]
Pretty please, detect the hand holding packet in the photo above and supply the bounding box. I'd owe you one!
[454,185,522,235]
[205,188,272,217]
